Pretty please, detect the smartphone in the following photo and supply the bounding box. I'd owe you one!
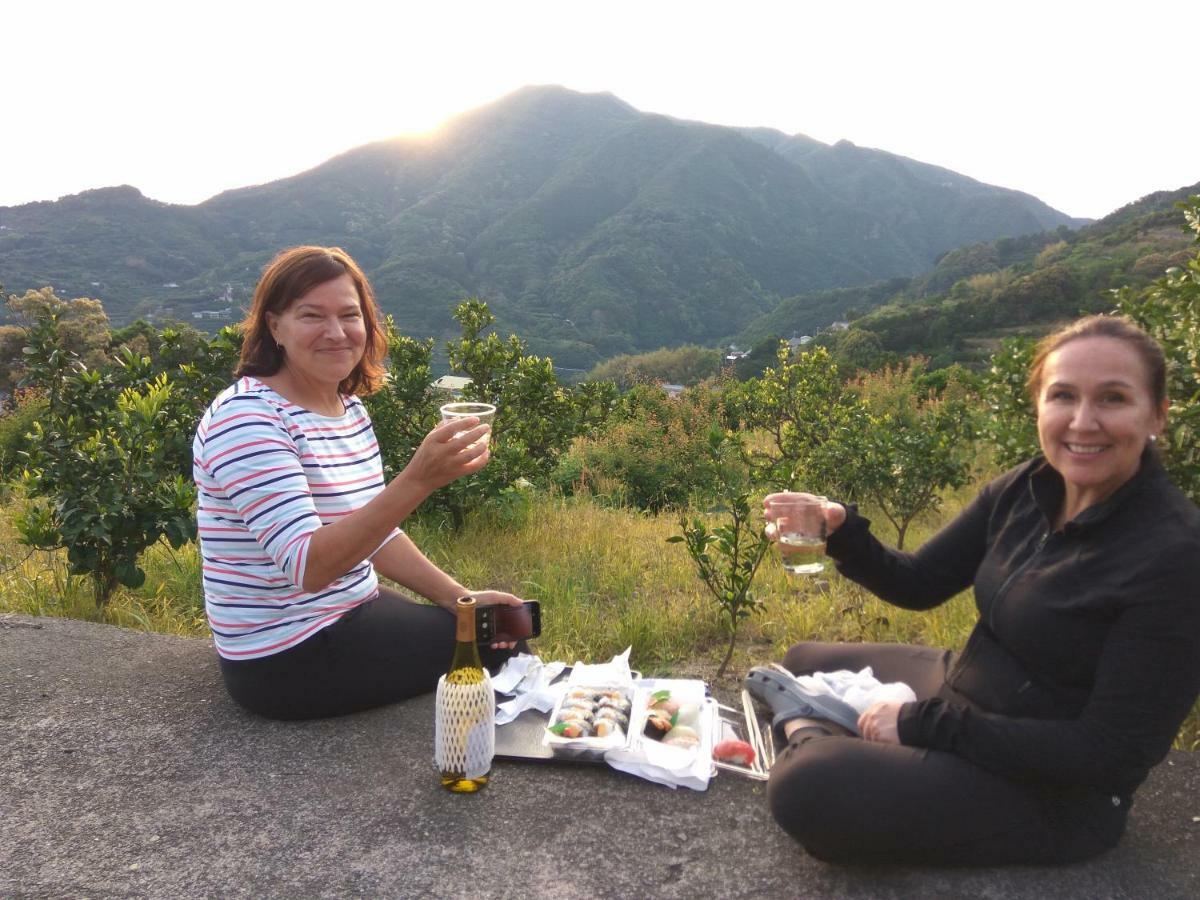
[475,600,541,644]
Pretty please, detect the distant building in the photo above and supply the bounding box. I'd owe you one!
[660,383,685,399]
[192,308,233,321]
[724,344,750,362]
[432,375,472,398]
[829,321,850,332]
[787,335,813,352]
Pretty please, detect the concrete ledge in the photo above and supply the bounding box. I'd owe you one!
[2,614,1196,898]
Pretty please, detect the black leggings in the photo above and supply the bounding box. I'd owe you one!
[218,587,519,720]
[767,642,1127,866]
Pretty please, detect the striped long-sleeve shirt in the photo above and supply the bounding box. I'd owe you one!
[192,377,400,660]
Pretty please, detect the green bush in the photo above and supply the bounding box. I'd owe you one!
[1117,196,1200,503]
[558,384,725,511]
[0,391,47,482]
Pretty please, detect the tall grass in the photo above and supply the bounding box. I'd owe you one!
[0,478,1194,749]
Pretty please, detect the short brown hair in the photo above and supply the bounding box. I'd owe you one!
[1026,314,1166,406]
[236,246,387,396]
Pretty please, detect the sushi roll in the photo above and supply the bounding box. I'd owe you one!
[557,706,593,724]
[592,718,625,739]
[595,690,624,703]
[594,707,629,727]
[662,724,700,748]
[597,696,631,714]
[562,698,597,712]
[643,710,673,740]
[549,719,593,739]
[566,688,597,701]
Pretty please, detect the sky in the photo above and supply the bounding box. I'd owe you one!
[3,0,1197,221]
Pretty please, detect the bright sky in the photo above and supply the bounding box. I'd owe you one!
[3,0,1197,220]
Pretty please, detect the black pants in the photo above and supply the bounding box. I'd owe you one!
[767,642,1127,866]
[218,587,519,720]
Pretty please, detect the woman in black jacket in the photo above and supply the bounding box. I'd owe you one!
[753,315,1200,865]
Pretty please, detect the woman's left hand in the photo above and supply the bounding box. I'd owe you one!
[469,590,525,650]
[858,700,903,744]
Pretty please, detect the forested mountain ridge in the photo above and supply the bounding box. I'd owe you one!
[2,85,1082,367]
[737,180,1200,369]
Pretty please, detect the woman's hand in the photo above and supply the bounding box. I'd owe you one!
[858,700,903,744]
[468,590,525,650]
[402,418,491,495]
[762,492,847,540]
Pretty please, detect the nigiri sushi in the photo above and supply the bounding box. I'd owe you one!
[713,739,756,766]
[643,710,673,740]
[662,724,700,747]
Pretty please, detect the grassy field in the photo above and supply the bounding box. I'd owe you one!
[1,479,1195,750]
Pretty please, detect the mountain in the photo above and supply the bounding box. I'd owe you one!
[0,85,1084,368]
[737,180,1199,368]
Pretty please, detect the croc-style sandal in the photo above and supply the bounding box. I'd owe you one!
[744,664,861,737]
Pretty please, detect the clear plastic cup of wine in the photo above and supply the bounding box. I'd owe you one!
[439,402,496,446]
[766,494,829,575]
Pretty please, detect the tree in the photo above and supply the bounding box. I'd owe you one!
[980,336,1040,469]
[2,288,112,398]
[668,428,771,678]
[363,320,439,479]
[1117,196,1200,502]
[737,343,866,494]
[15,313,197,605]
[843,362,977,548]
[371,300,589,528]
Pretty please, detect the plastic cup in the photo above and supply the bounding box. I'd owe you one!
[766,494,829,576]
[440,402,496,444]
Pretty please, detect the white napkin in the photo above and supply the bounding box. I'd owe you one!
[492,653,567,725]
[604,678,714,792]
[567,646,633,686]
[793,666,916,714]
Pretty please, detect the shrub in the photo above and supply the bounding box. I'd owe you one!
[559,384,726,511]
[0,390,47,482]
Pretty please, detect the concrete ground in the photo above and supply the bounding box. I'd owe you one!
[2,613,1197,899]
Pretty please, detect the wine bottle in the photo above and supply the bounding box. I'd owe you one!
[434,596,495,792]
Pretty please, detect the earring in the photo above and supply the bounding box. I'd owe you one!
[1149,434,1158,443]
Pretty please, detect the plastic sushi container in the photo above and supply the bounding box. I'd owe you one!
[710,689,775,781]
[543,682,635,758]
[628,679,712,755]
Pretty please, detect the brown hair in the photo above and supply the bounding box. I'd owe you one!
[1026,314,1167,406]
[236,246,387,396]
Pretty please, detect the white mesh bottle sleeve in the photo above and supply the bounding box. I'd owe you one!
[434,672,495,779]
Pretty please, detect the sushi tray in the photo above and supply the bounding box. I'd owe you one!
[493,666,639,764]
[494,669,777,781]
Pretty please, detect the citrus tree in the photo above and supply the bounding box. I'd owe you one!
[1117,196,1200,502]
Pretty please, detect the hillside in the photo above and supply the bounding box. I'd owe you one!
[1,85,1082,368]
[738,181,1199,366]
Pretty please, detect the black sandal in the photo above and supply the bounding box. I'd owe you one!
[744,665,861,737]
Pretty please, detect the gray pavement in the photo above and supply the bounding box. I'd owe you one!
[2,613,1197,899]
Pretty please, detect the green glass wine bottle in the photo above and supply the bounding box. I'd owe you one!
[434,596,495,792]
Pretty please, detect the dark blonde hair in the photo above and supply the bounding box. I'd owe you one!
[236,246,387,396]
[1026,314,1166,406]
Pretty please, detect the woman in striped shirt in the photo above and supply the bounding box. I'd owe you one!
[193,246,525,719]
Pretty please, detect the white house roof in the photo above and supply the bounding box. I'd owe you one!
[432,375,473,391]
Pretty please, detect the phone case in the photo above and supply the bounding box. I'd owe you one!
[476,601,541,643]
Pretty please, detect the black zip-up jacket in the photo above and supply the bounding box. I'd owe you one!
[826,450,1200,797]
